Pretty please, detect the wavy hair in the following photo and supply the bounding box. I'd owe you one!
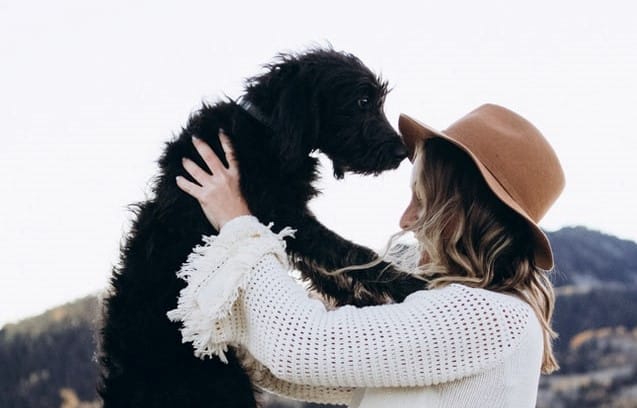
[401,138,558,374]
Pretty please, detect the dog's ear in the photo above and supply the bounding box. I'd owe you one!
[269,65,321,172]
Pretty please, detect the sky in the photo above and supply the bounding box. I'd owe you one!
[1,0,636,326]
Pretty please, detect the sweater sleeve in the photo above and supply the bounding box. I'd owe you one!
[166,215,353,405]
[168,216,533,389]
[237,346,354,405]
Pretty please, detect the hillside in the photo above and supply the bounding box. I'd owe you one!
[550,226,637,287]
[1,226,636,408]
[0,296,100,408]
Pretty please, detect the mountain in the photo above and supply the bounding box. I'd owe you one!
[1,226,636,408]
[538,227,637,408]
[550,226,637,287]
[0,296,100,408]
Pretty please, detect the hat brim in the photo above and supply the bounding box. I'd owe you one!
[399,113,554,270]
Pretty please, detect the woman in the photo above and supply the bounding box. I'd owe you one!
[167,104,565,407]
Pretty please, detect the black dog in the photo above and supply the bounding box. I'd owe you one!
[98,48,426,407]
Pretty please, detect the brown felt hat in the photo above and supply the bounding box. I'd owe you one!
[399,104,565,270]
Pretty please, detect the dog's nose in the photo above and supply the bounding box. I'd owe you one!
[394,144,408,159]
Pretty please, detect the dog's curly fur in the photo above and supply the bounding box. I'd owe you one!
[98,48,427,407]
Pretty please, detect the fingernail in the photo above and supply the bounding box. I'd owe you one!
[218,128,225,135]
[191,135,199,142]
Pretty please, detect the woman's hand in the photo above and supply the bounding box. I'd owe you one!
[176,130,251,230]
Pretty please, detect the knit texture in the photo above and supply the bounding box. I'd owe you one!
[168,216,543,407]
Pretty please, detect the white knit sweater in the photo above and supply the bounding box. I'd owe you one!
[167,216,543,408]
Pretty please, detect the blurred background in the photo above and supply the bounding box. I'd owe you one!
[1,0,636,407]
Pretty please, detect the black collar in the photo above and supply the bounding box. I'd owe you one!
[237,97,271,128]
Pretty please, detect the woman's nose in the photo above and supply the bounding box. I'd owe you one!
[400,210,416,230]
[399,215,410,230]
[400,193,422,230]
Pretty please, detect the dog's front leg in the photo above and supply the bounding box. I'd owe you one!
[282,212,427,307]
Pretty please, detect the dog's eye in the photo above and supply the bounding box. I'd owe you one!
[357,97,370,109]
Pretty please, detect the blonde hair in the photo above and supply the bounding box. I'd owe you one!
[402,138,558,374]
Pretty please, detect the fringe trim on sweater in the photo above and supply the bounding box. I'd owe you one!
[166,216,296,363]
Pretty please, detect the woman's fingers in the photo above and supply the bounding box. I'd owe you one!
[177,130,249,229]
[175,175,203,199]
[192,134,225,175]
[182,157,210,186]
[219,130,237,170]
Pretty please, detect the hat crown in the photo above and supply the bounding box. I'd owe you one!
[443,104,565,222]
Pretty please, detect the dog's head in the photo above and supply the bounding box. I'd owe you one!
[245,48,407,178]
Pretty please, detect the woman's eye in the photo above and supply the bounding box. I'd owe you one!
[357,97,370,109]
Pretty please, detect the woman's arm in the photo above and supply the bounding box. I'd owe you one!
[238,348,354,405]
[167,215,353,405]
[168,216,534,389]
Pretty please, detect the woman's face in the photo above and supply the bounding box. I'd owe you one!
[400,162,431,265]
[399,163,424,231]
[399,192,422,230]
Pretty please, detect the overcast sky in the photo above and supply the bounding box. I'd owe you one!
[1,0,636,326]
